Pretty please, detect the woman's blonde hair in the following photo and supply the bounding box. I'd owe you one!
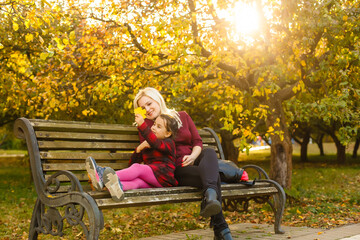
[134,87,182,128]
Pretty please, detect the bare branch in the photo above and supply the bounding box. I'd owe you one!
[274,81,298,101]
[187,0,237,75]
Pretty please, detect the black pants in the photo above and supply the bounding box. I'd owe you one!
[174,148,228,233]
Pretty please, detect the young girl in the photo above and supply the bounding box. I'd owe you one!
[85,113,179,202]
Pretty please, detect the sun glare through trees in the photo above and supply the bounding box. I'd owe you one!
[217,1,262,43]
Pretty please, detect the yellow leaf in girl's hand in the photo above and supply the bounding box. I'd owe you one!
[134,107,146,118]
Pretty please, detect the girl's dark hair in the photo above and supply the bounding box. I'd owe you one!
[159,114,179,139]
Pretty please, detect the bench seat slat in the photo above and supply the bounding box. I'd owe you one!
[96,192,202,208]
[51,182,273,196]
[95,186,278,209]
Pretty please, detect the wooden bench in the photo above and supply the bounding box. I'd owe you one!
[14,117,286,239]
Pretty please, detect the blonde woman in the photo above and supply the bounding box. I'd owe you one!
[133,87,233,240]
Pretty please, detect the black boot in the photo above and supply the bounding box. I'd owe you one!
[214,228,233,240]
[200,188,221,218]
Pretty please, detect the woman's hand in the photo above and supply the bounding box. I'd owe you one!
[136,140,150,153]
[135,114,145,126]
[182,146,202,167]
[182,155,196,166]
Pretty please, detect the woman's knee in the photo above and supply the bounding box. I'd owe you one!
[202,148,218,161]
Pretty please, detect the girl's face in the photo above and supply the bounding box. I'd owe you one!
[137,96,161,120]
[151,117,171,140]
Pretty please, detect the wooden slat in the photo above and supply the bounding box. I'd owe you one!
[42,162,128,171]
[88,182,272,198]
[45,172,89,182]
[203,145,218,151]
[95,185,277,209]
[201,137,216,144]
[40,152,133,160]
[36,131,139,141]
[38,141,138,150]
[53,182,272,196]
[96,192,201,208]
[54,185,199,195]
[198,129,212,137]
[30,120,138,134]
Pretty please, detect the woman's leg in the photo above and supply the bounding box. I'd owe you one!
[115,163,162,188]
[175,148,230,235]
[196,148,220,193]
[174,148,219,191]
[174,165,202,187]
[198,149,230,235]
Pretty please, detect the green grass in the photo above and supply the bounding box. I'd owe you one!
[238,143,360,229]
[0,144,360,239]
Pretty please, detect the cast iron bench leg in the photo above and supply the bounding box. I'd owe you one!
[28,195,103,240]
[259,179,286,234]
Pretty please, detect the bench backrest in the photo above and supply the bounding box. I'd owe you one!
[14,118,224,190]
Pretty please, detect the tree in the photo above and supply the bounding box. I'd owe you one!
[0,1,138,125]
[353,135,360,159]
[284,0,360,164]
[2,0,360,188]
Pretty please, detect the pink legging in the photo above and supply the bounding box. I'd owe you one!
[115,163,162,191]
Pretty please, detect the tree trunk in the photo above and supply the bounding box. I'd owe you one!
[269,134,293,189]
[300,130,310,162]
[352,137,359,159]
[315,133,325,156]
[220,130,239,163]
[267,101,293,189]
[330,134,346,164]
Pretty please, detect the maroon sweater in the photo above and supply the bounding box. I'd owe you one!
[141,111,203,167]
[130,122,178,187]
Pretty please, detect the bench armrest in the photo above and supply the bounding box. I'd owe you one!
[242,164,270,179]
[45,170,84,195]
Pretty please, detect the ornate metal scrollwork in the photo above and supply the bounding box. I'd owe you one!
[32,200,89,238]
[30,170,90,238]
[252,195,271,204]
[35,204,64,237]
[45,170,84,194]
[222,195,271,212]
[223,198,249,212]
[65,204,89,237]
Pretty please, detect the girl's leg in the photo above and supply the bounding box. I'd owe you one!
[115,163,162,188]
[121,178,152,191]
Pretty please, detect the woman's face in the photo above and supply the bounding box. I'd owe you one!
[137,96,161,120]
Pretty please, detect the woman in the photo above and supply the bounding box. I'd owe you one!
[133,87,233,240]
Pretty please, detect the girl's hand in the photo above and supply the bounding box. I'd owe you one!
[136,140,150,153]
[182,155,196,167]
[135,114,145,126]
